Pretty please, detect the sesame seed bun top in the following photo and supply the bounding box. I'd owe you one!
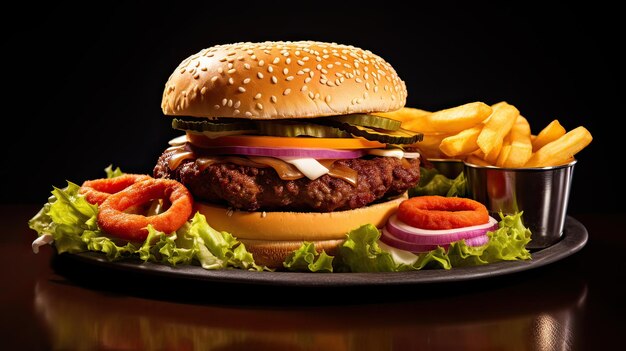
[161,41,407,119]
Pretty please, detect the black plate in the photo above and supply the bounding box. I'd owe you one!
[66,216,587,287]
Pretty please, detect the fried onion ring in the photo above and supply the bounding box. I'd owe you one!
[97,179,193,241]
[397,195,489,230]
[79,174,152,205]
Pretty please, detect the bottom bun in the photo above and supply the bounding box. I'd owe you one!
[239,238,345,269]
[193,193,408,268]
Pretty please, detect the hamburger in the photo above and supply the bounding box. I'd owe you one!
[153,41,423,268]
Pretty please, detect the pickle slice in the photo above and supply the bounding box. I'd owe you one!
[326,114,402,131]
[255,120,350,138]
[172,118,255,132]
[335,123,423,144]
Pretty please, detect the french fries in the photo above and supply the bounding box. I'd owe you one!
[501,116,532,167]
[476,102,519,155]
[524,126,593,167]
[532,119,566,152]
[397,102,491,134]
[387,101,592,168]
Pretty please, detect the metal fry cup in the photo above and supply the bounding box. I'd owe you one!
[463,160,577,249]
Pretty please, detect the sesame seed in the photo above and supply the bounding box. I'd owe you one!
[243,78,251,84]
[283,88,291,95]
[193,73,199,79]
[247,49,254,55]
[364,73,369,80]
[201,67,207,71]
[271,95,277,103]
[234,109,240,114]
[179,68,186,74]
[305,77,312,83]
[283,68,289,75]
[237,56,245,61]
[355,78,363,83]
[335,72,343,77]
[316,64,322,70]
[320,78,328,84]
[391,95,396,101]
[228,99,233,107]
[200,87,207,94]
[214,105,220,109]
[363,92,369,99]
[245,111,253,117]
[228,63,233,69]
[321,69,328,74]
[256,103,263,110]
[272,57,280,64]
[257,72,264,79]
[373,85,378,93]
[228,78,234,85]
[227,51,236,56]
[268,66,274,73]
[251,54,257,60]
[325,95,331,103]
[315,93,320,99]
[302,56,310,61]
[228,69,236,74]
[218,67,224,74]
[258,60,265,66]
[297,60,304,66]
[308,91,315,99]
[219,57,227,62]
[238,87,246,93]
[244,63,251,69]
[271,76,278,84]
[254,93,262,99]
[297,70,304,75]
[316,56,322,61]
[211,76,218,83]
[301,85,308,92]
[286,58,291,64]
[234,101,241,108]
[309,71,315,77]
[222,98,227,106]
[327,64,334,69]
[286,76,294,81]
[335,78,340,85]
[295,50,301,56]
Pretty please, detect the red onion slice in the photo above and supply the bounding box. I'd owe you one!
[380,228,490,253]
[196,146,365,159]
[386,214,498,245]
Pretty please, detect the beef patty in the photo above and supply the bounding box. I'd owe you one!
[154,149,420,212]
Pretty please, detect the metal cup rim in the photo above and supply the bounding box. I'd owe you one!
[463,159,577,172]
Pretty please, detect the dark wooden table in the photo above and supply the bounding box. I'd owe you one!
[1,204,622,350]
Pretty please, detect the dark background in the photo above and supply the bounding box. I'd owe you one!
[5,2,622,213]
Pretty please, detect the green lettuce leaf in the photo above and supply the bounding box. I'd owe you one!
[283,242,334,272]
[336,224,415,272]
[104,164,124,178]
[335,213,531,272]
[409,167,467,197]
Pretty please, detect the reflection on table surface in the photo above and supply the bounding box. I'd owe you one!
[33,253,588,351]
